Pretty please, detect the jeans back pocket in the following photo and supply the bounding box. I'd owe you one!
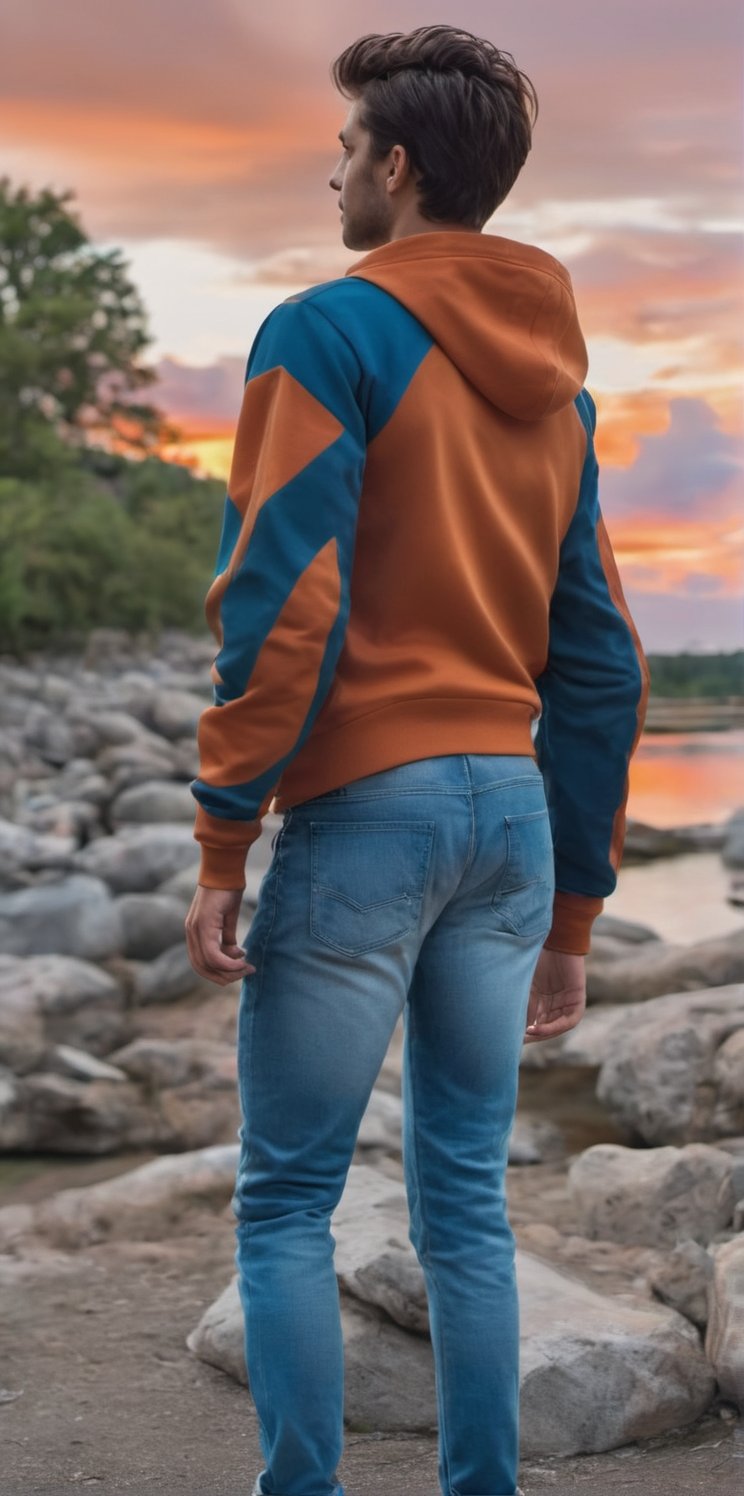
[310,820,435,957]
[490,807,555,939]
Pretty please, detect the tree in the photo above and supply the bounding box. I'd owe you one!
[0,178,177,478]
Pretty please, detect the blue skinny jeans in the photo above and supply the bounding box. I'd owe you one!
[232,752,555,1496]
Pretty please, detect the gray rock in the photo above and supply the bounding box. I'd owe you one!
[0,815,76,875]
[74,825,200,893]
[107,1037,236,1090]
[624,819,727,860]
[712,1029,744,1134]
[520,1002,629,1071]
[115,893,187,960]
[110,780,197,827]
[596,983,744,1144]
[646,1239,714,1328]
[722,810,744,870]
[568,1142,735,1248]
[0,953,127,1067]
[517,1252,715,1454]
[130,942,204,1004]
[47,1044,129,1083]
[0,873,123,960]
[705,1234,744,1409]
[146,689,208,741]
[94,740,178,794]
[592,914,662,944]
[190,1162,715,1450]
[332,1165,428,1332]
[0,1142,240,1249]
[508,1115,566,1163]
[586,927,744,1004]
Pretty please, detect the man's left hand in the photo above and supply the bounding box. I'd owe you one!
[185,885,256,986]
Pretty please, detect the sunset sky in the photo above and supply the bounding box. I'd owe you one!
[2,0,742,651]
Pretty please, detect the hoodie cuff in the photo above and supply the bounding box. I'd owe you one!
[543,889,604,955]
[193,804,261,890]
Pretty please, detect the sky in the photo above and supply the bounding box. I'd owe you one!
[1,0,743,651]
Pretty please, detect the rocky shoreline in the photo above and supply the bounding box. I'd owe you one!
[1,628,744,1471]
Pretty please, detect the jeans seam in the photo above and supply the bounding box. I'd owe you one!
[294,775,540,807]
[408,1010,454,1496]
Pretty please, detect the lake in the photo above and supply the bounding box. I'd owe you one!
[610,727,743,945]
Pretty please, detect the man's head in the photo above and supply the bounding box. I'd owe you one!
[328,24,538,251]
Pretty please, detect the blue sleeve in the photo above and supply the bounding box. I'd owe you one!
[189,294,367,887]
[534,389,651,953]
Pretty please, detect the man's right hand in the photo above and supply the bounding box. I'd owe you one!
[523,946,586,1042]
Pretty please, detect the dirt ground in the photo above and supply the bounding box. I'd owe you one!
[2,1199,743,1496]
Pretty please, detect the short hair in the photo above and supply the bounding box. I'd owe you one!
[330,24,539,229]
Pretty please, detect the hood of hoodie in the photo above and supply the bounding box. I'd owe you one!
[344,229,588,422]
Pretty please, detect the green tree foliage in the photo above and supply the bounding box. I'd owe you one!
[0,451,224,652]
[645,651,743,699]
[0,178,174,477]
[0,177,226,652]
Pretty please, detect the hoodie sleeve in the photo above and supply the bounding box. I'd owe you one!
[534,389,651,955]
[189,294,367,889]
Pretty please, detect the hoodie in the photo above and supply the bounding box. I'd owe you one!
[189,229,651,954]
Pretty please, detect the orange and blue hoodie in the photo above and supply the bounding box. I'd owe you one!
[190,229,651,955]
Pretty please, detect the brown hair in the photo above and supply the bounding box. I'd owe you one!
[330,24,538,229]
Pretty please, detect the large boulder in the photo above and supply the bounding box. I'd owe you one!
[705,1234,744,1409]
[0,1142,239,1250]
[114,893,187,960]
[0,873,123,960]
[586,927,744,1004]
[74,825,200,893]
[595,983,744,1144]
[567,1142,736,1248]
[0,953,127,1073]
[110,781,197,827]
[188,1162,715,1451]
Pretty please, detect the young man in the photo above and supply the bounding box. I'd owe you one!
[185,24,650,1496]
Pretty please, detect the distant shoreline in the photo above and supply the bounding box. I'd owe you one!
[643,698,744,733]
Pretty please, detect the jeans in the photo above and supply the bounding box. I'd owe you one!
[231,752,555,1496]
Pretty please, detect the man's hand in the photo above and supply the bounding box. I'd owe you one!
[524,946,586,1042]
[185,885,256,986]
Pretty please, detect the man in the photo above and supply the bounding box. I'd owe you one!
[185,23,650,1496]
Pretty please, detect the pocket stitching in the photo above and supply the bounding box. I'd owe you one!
[310,821,434,956]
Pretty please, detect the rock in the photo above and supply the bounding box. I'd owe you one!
[520,1002,628,1071]
[130,942,205,1004]
[0,873,123,960]
[623,819,727,860]
[94,740,178,794]
[712,1029,744,1135]
[332,1165,428,1332]
[722,810,744,870]
[74,825,200,893]
[110,780,197,827]
[705,1234,744,1409]
[189,1162,715,1450]
[0,815,76,875]
[517,1252,715,1454]
[356,1087,403,1158]
[592,914,662,944]
[0,1142,240,1250]
[115,893,187,960]
[0,953,127,1069]
[146,689,208,741]
[586,927,744,1003]
[595,983,744,1144]
[567,1142,735,1248]
[46,1044,129,1082]
[646,1240,714,1328]
[106,1037,236,1090]
[508,1115,566,1163]
[22,705,77,766]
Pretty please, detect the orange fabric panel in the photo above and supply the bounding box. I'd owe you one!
[303,344,586,744]
[196,537,342,788]
[204,367,344,646]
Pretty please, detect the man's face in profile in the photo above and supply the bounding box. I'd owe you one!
[329,98,396,251]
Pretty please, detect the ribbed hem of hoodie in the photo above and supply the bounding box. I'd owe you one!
[271,696,538,811]
[543,889,605,954]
